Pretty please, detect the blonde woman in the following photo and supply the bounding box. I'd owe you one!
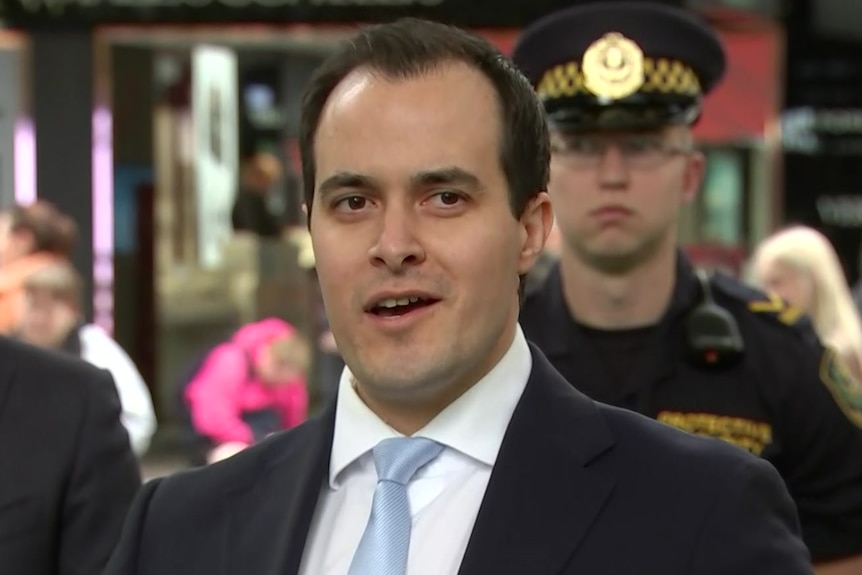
[750,225,862,382]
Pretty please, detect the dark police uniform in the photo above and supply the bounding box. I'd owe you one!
[513,1,862,565]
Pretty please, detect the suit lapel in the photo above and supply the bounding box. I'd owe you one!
[226,401,335,575]
[458,348,617,575]
[0,349,17,421]
[0,357,19,497]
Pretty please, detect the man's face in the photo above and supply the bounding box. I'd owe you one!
[548,126,704,273]
[19,290,78,349]
[309,62,550,404]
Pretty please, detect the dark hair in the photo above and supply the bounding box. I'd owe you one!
[299,17,550,222]
[8,201,77,259]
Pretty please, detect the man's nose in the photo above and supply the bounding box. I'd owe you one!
[596,145,630,190]
[367,205,426,272]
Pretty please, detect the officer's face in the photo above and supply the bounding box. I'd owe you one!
[309,62,551,422]
[548,125,704,272]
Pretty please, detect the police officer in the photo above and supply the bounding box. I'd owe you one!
[513,3,862,572]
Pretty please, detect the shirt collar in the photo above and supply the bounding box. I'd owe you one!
[329,325,532,488]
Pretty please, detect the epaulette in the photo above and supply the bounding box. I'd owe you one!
[709,273,807,331]
[710,274,862,429]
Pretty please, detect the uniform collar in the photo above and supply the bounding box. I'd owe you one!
[529,250,699,356]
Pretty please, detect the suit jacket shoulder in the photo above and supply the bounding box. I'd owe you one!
[138,414,328,536]
[594,398,782,490]
[710,274,816,343]
[106,414,332,575]
[0,336,141,575]
[458,350,812,575]
[0,335,119,403]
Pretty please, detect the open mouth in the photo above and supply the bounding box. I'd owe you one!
[368,295,439,318]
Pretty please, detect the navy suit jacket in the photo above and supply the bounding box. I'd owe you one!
[0,337,141,575]
[104,345,813,575]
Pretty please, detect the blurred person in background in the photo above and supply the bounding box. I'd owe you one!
[180,317,309,465]
[232,151,286,238]
[15,260,157,457]
[751,226,862,383]
[0,201,76,334]
[0,330,140,575]
[851,240,862,318]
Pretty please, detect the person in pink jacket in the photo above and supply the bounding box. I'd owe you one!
[184,318,310,464]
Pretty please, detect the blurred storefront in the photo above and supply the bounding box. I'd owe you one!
[780,0,862,284]
[0,32,26,211]
[0,0,786,420]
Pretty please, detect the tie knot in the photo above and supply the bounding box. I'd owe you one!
[372,437,443,485]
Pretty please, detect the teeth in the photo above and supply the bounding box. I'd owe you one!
[377,296,424,308]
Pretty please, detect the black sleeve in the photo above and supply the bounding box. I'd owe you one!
[102,478,163,575]
[58,368,142,575]
[689,455,813,574]
[775,335,862,563]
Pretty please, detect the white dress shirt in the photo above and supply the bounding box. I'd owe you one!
[78,324,157,457]
[298,326,532,575]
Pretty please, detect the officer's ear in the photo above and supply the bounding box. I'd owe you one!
[680,142,705,205]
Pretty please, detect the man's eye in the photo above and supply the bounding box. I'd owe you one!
[429,191,464,207]
[336,196,367,211]
[439,192,462,205]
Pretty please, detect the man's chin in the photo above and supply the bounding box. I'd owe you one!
[577,246,642,275]
[351,362,457,404]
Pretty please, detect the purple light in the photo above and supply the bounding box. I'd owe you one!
[92,107,114,334]
[14,117,36,205]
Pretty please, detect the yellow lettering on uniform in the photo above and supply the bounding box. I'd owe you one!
[657,411,772,456]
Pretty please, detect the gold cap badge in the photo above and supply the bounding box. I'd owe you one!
[582,32,645,100]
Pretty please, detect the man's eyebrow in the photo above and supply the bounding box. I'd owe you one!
[317,171,379,201]
[409,167,482,191]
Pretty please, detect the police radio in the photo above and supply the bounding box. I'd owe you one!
[684,268,744,368]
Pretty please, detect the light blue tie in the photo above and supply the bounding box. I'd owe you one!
[347,437,444,575]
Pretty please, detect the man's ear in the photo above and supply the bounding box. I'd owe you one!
[518,191,554,275]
